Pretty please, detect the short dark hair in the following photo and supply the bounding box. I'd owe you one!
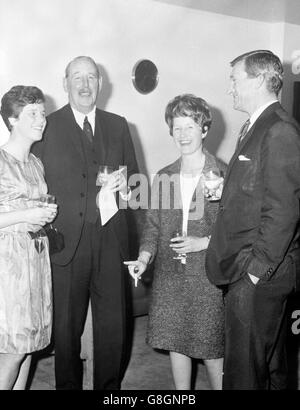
[165,94,212,136]
[231,50,283,95]
[65,56,100,79]
[1,85,45,131]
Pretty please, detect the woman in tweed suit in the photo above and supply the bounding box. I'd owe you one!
[125,94,224,390]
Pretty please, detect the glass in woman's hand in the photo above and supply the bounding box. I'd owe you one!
[171,231,187,263]
[38,194,56,206]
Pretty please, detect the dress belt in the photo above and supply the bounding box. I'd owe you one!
[27,228,47,253]
[27,228,47,239]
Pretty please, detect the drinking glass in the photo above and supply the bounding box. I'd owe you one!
[96,165,115,186]
[203,170,223,201]
[38,194,56,206]
[171,230,187,263]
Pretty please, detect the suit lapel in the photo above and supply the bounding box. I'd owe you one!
[224,125,255,184]
[63,105,86,162]
[223,102,280,191]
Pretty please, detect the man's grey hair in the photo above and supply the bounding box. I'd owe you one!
[65,56,100,79]
[231,50,284,96]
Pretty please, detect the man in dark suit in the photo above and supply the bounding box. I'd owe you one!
[206,50,300,389]
[33,56,139,390]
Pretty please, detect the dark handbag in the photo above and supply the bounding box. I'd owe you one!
[44,224,65,255]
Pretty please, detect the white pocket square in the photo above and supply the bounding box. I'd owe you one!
[238,155,251,161]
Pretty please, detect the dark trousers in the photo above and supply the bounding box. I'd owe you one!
[52,222,127,390]
[223,264,295,390]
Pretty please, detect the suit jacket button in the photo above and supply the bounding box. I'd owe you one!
[220,205,224,211]
[79,212,83,217]
[82,173,86,178]
[80,193,85,198]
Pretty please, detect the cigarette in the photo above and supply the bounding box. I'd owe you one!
[134,276,138,287]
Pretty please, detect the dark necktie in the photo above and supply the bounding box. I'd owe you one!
[83,116,93,144]
[236,119,250,148]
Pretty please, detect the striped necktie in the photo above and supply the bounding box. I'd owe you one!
[83,116,93,144]
[237,119,250,146]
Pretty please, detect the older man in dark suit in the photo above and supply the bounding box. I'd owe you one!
[206,50,300,390]
[33,56,139,390]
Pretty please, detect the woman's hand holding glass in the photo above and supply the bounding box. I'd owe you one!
[170,231,187,262]
[25,194,57,226]
[24,204,58,226]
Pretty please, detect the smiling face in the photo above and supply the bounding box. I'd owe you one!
[11,103,46,142]
[172,116,205,157]
[63,57,100,114]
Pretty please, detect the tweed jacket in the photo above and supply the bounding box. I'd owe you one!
[140,149,223,275]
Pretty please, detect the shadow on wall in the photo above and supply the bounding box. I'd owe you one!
[280,62,299,120]
[128,122,148,177]
[281,62,292,117]
[95,64,148,176]
[96,63,112,110]
[44,94,58,116]
[204,104,226,159]
[126,123,151,317]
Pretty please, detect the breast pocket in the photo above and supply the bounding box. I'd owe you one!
[225,159,262,233]
[236,159,260,192]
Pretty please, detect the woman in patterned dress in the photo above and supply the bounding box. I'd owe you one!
[125,94,224,390]
[0,86,57,389]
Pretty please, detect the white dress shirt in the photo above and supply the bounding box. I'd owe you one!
[71,106,96,134]
[180,173,201,235]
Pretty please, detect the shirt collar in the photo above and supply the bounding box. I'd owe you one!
[70,105,96,133]
[248,100,278,130]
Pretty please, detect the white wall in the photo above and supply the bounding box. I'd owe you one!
[281,23,300,115]
[0,0,296,176]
